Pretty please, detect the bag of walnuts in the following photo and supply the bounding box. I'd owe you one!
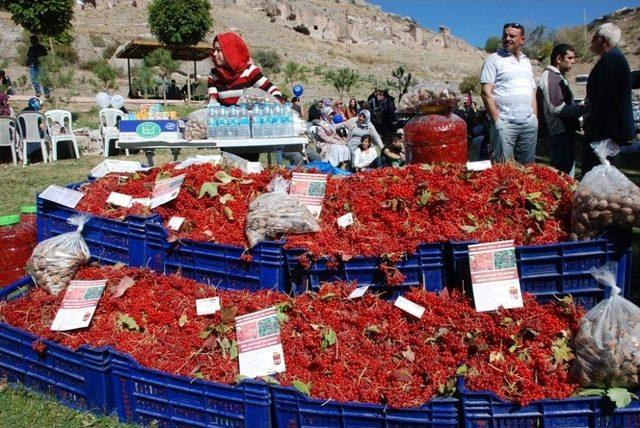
[26,215,91,295]
[245,176,320,248]
[571,139,640,240]
[571,262,640,388]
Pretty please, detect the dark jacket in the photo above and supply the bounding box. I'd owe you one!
[27,43,48,67]
[584,47,635,143]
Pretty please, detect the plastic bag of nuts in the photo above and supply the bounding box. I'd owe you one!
[397,81,460,115]
[571,140,640,240]
[245,176,320,248]
[185,109,208,141]
[571,262,640,388]
[26,215,91,295]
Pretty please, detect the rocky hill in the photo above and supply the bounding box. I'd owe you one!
[0,0,485,100]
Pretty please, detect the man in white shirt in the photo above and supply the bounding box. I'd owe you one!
[481,23,538,164]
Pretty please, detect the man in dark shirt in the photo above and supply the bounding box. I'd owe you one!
[0,70,14,95]
[582,23,635,175]
[26,36,49,98]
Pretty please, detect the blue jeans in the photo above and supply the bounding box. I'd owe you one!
[29,65,49,96]
[490,116,538,164]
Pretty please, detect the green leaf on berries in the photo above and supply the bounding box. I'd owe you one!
[229,340,238,360]
[309,324,322,331]
[178,314,188,327]
[320,292,337,301]
[343,202,351,212]
[417,189,431,207]
[215,171,235,184]
[606,388,638,408]
[292,380,311,396]
[576,388,606,397]
[198,182,218,199]
[420,164,433,171]
[116,314,140,332]
[456,364,468,375]
[260,375,280,385]
[500,317,513,325]
[156,171,172,182]
[219,194,235,204]
[193,372,204,379]
[199,325,214,339]
[459,225,477,233]
[489,351,504,362]
[321,327,337,350]
[235,374,249,384]
[552,336,574,364]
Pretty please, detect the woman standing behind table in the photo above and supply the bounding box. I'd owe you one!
[207,32,282,105]
[314,107,351,168]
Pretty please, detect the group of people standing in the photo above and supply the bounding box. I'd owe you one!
[481,22,635,177]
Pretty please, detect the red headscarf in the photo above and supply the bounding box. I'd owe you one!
[212,32,250,84]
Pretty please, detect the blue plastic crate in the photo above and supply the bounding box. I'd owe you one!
[110,352,272,427]
[447,236,633,309]
[458,377,640,427]
[0,276,114,413]
[272,385,459,428]
[36,190,157,268]
[145,220,286,293]
[285,243,446,297]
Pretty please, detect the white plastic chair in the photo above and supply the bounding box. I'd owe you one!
[0,116,18,166]
[45,109,80,161]
[16,112,49,165]
[99,108,128,157]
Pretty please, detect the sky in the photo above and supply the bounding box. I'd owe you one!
[367,0,640,48]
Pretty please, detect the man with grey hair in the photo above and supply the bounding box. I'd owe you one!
[582,23,635,175]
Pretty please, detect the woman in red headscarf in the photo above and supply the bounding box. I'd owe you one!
[208,32,282,106]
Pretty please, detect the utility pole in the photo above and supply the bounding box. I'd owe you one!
[583,8,588,55]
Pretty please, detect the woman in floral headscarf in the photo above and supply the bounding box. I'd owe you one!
[340,109,383,155]
[313,107,351,168]
[207,32,282,106]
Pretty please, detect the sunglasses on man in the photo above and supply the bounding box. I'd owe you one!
[503,23,523,30]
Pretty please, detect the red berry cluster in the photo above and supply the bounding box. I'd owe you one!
[0,266,583,407]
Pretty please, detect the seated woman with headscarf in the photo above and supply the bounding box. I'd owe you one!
[338,109,384,156]
[208,32,282,105]
[314,107,351,168]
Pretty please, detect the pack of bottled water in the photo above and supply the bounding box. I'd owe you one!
[207,101,295,140]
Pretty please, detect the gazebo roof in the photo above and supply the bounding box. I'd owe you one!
[115,38,211,61]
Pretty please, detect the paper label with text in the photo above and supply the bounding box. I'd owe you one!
[150,174,185,208]
[39,185,84,208]
[289,172,327,218]
[468,240,523,312]
[51,280,106,331]
[236,307,286,377]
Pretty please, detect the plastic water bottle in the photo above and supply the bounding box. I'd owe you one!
[283,102,294,136]
[272,103,283,137]
[239,106,251,139]
[251,105,263,138]
[228,105,238,138]
[217,106,228,139]
[262,105,272,138]
[207,103,217,139]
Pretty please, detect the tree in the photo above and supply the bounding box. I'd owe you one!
[92,59,119,91]
[131,64,156,99]
[459,74,480,95]
[7,0,74,51]
[484,36,501,53]
[148,0,212,46]
[554,26,593,61]
[145,48,179,104]
[282,61,309,86]
[324,68,361,100]
[386,66,412,101]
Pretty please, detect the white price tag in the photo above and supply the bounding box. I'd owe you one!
[466,160,492,171]
[107,192,133,208]
[167,216,185,231]
[348,286,369,299]
[236,307,286,378]
[149,174,185,208]
[337,213,354,229]
[394,296,425,319]
[131,197,151,207]
[39,185,84,208]
[90,160,143,178]
[196,297,221,316]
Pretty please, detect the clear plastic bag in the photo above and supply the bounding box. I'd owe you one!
[245,176,320,248]
[184,108,208,141]
[26,215,91,295]
[571,262,640,388]
[238,88,279,106]
[397,81,460,115]
[571,140,640,240]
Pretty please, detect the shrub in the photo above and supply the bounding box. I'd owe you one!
[253,48,281,74]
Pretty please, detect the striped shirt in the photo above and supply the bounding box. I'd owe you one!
[208,64,282,106]
[481,49,536,123]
